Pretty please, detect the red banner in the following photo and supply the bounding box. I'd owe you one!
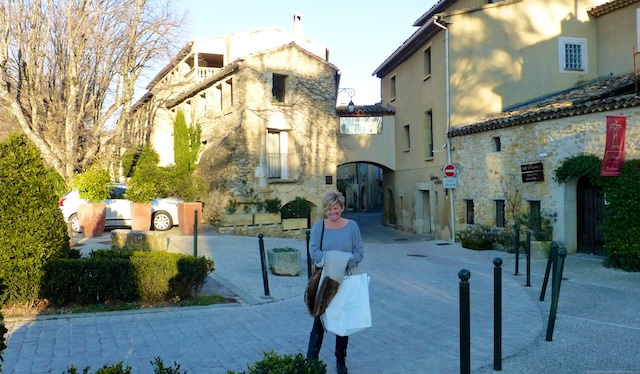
[600,116,626,176]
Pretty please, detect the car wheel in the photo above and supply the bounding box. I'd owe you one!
[152,210,173,231]
[69,213,81,233]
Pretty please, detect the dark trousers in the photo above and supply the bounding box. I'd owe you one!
[306,316,348,360]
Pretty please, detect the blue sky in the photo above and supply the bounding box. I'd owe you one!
[174,0,438,105]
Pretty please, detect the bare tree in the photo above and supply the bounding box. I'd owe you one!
[0,0,186,180]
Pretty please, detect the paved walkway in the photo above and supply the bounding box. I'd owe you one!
[3,213,640,373]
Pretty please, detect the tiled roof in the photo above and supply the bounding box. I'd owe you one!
[337,104,396,116]
[449,73,640,137]
[413,0,455,26]
[588,0,640,17]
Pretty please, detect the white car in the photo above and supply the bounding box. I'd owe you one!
[58,183,183,233]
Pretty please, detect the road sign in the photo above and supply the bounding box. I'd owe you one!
[443,177,458,188]
[443,164,457,177]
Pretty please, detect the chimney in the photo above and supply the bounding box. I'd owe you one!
[293,13,303,43]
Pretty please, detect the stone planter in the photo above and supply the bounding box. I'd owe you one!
[78,202,107,238]
[220,213,254,227]
[282,217,307,231]
[254,213,281,225]
[530,240,551,259]
[267,248,301,276]
[130,202,152,231]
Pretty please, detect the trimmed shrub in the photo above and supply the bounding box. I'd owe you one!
[228,350,327,374]
[0,133,70,306]
[130,252,214,302]
[41,251,214,306]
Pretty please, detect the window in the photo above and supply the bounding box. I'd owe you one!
[267,130,290,179]
[423,48,432,78]
[495,200,506,227]
[404,124,410,151]
[466,200,474,224]
[492,137,501,152]
[559,37,587,73]
[215,84,223,111]
[529,200,542,232]
[226,79,233,107]
[425,111,433,158]
[272,74,287,103]
[390,76,397,100]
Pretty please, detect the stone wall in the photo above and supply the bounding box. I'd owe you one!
[452,107,640,252]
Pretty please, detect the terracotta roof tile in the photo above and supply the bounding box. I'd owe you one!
[588,0,640,17]
[449,73,639,137]
[337,104,396,116]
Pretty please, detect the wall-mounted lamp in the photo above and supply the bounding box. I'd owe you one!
[338,88,356,113]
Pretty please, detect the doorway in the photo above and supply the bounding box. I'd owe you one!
[576,176,605,255]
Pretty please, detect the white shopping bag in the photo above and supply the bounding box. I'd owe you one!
[321,272,372,336]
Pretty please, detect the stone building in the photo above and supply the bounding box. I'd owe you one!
[373,0,637,243]
[449,0,640,255]
[131,18,341,222]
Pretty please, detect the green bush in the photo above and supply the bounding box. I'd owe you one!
[0,280,8,372]
[130,252,214,303]
[65,358,186,374]
[601,159,640,271]
[40,258,137,305]
[0,133,70,305]
[71,165,112,203]
[456,225,496,250]
[264,198,282,214]
[281,196,311,219]
[228,350,327,374]
[41,251,214,306]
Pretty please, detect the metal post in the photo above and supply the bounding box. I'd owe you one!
[306,229,312,279]
[525,231,531,287]
[193,209,198,257]
[493,258,502,371]
[539,241,558,301]
[546,249,566,341]
[258,233,270,298]
[514,225,520,275]
[459,269,471,374]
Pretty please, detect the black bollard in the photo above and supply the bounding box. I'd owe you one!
[493,258,502,371]
[546,249,566,341]
[539,241,558,301]
[514,226,520,275]
[193,209,198,257]
[525,231,531,287]
[459,269,471,374]
[258,233,270,298]
[306,229,312,279]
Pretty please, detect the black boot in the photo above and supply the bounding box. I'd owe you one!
[336,357,348,374]
[306,317,324,360]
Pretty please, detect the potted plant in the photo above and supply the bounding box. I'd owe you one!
[519,210,557,258]
[124,169,158,231]
[254,198,282,225]
[71,166,111,238]
[267,247,301,276]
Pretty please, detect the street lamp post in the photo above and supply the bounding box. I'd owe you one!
[338,88,356,113]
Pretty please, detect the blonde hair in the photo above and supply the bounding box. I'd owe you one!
[322,190,345,211]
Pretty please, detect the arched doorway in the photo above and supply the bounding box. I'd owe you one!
[576,176,605,255]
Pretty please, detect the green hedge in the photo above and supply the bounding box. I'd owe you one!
[41,251,214,306]
[0,133,70,305]
[602,160,640,271]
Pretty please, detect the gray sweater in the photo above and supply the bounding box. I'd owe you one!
[309,219,364,270]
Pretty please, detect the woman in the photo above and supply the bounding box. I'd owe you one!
[306,190,364,374]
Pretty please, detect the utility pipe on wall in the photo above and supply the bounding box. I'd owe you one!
[434,16,455,244]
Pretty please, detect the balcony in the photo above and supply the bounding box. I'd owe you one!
[267,153,299,181]
[184,67,221,83]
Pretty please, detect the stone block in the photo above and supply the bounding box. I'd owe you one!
[111,229,168,252]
